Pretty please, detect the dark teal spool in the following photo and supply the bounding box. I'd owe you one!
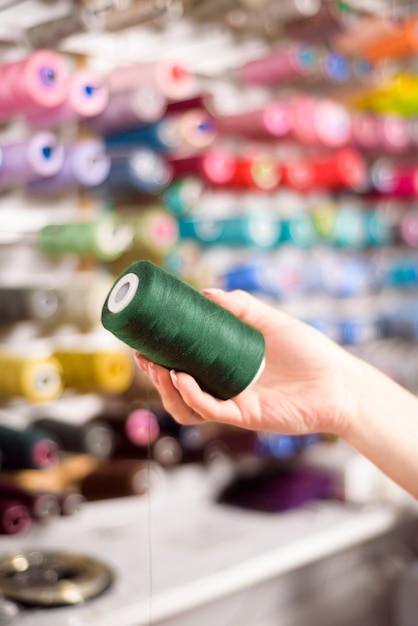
[101,261,265,400]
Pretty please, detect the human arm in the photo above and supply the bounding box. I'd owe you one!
[135,288,418,498]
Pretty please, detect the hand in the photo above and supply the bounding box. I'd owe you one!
[135,289,358,437]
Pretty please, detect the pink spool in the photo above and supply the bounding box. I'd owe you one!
[290,96,319,144]
[107,61,193,101]
[351,113,380,151]
[27,69,109,129]
[371,160,418,197]
[240,43,317,86]
[215,101,292,139]
[313,99,351,147]
[0,50,69,122]
[125,409,160,447]
[376,114,410,154]
[400,211,418,246]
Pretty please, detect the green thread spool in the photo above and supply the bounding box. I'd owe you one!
[101,261,265,400]
[38,215,132,262]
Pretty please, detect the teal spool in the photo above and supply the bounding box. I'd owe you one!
[101,261,265,400]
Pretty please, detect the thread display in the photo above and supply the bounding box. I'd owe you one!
[101,260,265,400]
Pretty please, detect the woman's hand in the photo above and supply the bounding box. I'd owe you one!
[135,289,359,438]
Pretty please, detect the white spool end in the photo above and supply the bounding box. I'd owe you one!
[107,273,139,314]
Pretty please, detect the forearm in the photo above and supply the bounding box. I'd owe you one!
[341,354,418,499]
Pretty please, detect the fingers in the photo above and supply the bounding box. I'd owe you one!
[201,288,293,333]
[135,353,205,425]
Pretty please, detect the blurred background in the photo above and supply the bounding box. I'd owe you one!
[1,0,418,624]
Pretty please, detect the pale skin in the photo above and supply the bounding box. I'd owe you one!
[135,288,418,499]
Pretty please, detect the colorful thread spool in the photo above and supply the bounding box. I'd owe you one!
[101,260,266,400]
[162,177,204,216]
[214,101,292,139]
[104,149,172,195]
[0,498,31,535]
[178,214,281,249]
[0,132,64,190]
[169,150,236,186]
[38,215,133,262]
[28,140,111,195]
[0,287,60,325]
[107,61,193,101]
[80,459,163,501]
[53,349,134,394]
[87,86,166,135]
[104,118,183,154]
[239,42,318,86]
[31,418,115,459]
[363,17,418,61]
[26,69,109,128]
[0,50,69,121]
[0,424,59,470]
[0,354,63,403]
[0,478,60,522]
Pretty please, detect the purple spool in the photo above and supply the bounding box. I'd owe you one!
[87,86,166,135]
[28,140,111,195]
[0,132,63,190]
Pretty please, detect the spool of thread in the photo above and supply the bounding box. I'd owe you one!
[26,69,109,129]
[53,349,134,394]
[311,98,351,148]
[0,424,59,470]
[94,408,160,451]
[80,459,162,501]
[290,95,319,144]
[332,15,399,55]
[0,497,31,535]
[363,17,418,61]
[0,132,64,190]
[107,61,193,101]
[169,150,236,186]
[59,489,85,516]
[371,160,418,198]
[399,212,418,247]
[375,115,410,154]
[103,149,172,195]
[101,260,266,400]
[87,86,166,135]
[172,109,217,152]
[319,49,351,85]
[165,93,213,114]
[31,418,115,459]
[280,158,316,192]
[239,43,318,86]
[28,140,111,195]
[351,113,381,152]
[162,177,204,216]
[0,287,60,325]
[332,206,367,249]
[152,436,183,466]
[0,354,63,403]
[228,154,280,191]
[214,102,292,140]
[37,215,133,262]
[104,118,183,154]
[279,214,318,248]
[0,50,69,121]
[0,478,60,522]
[49,277,113,331]
[178,215,281,249]
[309,149,367,191]
[378,308,418,340]
[109,207,178,270]
[284,0,352,44]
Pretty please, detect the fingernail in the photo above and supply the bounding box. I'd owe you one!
[170,370,179,390]
[148,363,159,385]
[135,353,146,371]
[201,288,223,295]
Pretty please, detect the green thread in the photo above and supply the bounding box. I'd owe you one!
[101,261,265,400]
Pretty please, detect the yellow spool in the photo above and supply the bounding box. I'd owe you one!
[0,354,63,403]
[53,350,134,394]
